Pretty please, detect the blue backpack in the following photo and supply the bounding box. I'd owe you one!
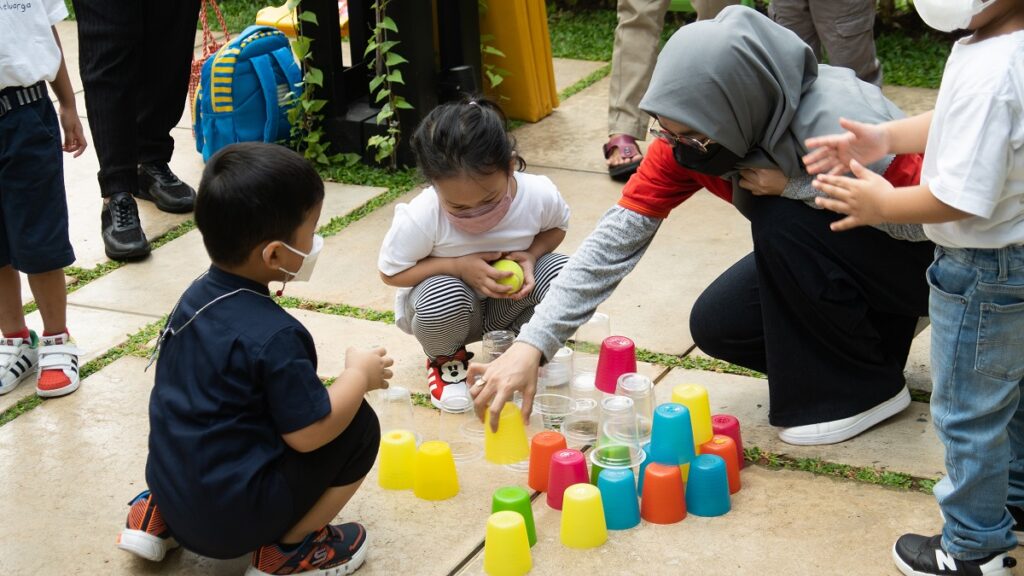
[193,25,303,161]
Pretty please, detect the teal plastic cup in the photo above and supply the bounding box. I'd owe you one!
[685,454,731,517]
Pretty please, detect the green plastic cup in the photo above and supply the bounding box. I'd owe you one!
[491,486,536,547]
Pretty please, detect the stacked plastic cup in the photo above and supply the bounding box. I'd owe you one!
[533,392,574,432]
[641,463,687,524]
[562,398,599,449]
[594,336,637,394]
[547,449,589,510]
[597,468,641,530]
[712,413,745,468]
[378,429,417,490]
[672,384,713,450]
[570,356,602,405]
[484,404,530,466]
[413,440,459,501]
[482,330,516,361]
[615,373,655,444]
[574,311,611,354]
[438,393,482,463]
[686,454,731,517]
[491,486,537,547]
[590,396,645,470]
[378,386,420,444]
[528,431,567,492]
[649,403,697,467]
[701,434,741,494]
[484,511,532,576]
[560,483,608,549]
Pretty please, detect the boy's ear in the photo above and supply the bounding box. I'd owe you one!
[260,240,286,269]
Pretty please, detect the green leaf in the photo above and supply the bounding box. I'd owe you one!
[369,75,385,92]
[305,68,324,87]
[374,88,390,103]
[367,134,387,146]
[298,11,319,25]
[386,70,404,84]
[380,16,398,33]
[292,37,311,60]
[384,52,408,67]
[308,99,327,113]
[375,103,393,124]
[363,41,378,57]
[378,40,400,54]
[394,98,414,110]
[486,70,503,88]
[482,45,506,58]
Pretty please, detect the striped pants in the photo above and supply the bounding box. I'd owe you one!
[409,252,569,358]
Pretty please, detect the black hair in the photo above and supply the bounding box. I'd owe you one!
[195,142,325,266]
[410,97,526,181]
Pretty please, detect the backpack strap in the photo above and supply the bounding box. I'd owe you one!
[250,54,280,143]
[269,45,301,89]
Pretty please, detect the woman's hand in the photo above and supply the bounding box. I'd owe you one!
[738,168,788,196]
[803,117,890,176]
[503,251,536,301]
[468,342,543,431]
[455,251,515,298]
[812,160,894,231]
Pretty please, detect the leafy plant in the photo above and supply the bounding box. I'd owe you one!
[365,0,413,168]
[477,2,511,93]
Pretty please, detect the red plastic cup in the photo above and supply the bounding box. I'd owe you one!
[546,449,589,510]
[712,414,745,469]
[529,431,567,492]
[640,463,686,524]
[700,434,741,494]
[594,336,637,394]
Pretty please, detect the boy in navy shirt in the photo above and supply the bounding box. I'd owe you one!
[117,143,392,576]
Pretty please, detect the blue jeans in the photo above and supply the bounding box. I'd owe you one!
[928,245,1024,560]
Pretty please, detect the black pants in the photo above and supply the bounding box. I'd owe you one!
[71,0,201,197]
[690,192,934,427]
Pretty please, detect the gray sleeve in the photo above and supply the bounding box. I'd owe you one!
[516,206,662,361]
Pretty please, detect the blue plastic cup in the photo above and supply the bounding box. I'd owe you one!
[597,468,640,530]
[637,442,652,493]
[685,454,731,517]
[649,403,697,466]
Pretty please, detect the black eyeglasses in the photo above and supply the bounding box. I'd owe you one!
[648,123,712,154]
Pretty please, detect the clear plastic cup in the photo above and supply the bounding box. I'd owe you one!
[538,362,572,393]
[438,393,482,463]
[533,393,575,432]
[615,373,655,444]
[591,395,645,469]
[573,312,610,355]
[377,386,420,444]
[562,398,600,448]
[482,330,516,361]
[551,346,574,374]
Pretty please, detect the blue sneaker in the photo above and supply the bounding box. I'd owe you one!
[246,523,368,576]
[116,490,179,561]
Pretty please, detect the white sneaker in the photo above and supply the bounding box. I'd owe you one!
[778,386,911,446]
[0,331,38,395]
[36,333,80,398]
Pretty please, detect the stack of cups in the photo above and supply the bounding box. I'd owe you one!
[590,396,646,471]
[615,373,655,444]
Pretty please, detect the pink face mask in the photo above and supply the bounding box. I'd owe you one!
[443,177,514,234]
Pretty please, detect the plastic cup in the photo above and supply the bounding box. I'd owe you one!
[598,468,640,530]
[640,463,687,524]
[533,393,574,432]
[484,403,530,465]
[528,431,567,492]
[546,449,589,510]
[491,486,537,547]
[712,413,745,468]
[637,442,652,494]
[438,394,482,463]
[538,362,572,394]
[649,403,697,467]
[552,345,574,374]
[413,440,460,501]
[589,460,604,485]
[615,373,655,443]
[378,429,417,490]
[562,398,599,449]
[574,312,610,354]
[484,511,532,576]
[570,356,602,405]
[594,336,637,394]
[701,434,741,494]
[560,483,608,549]
[378,386,420,444]
[482,330,516,361]
[672,384,713,449]
[686,454,731,517]
[590,395,645,469]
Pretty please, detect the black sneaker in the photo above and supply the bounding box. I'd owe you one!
[137,162,196,214]
[102,192,151,261]
[893,533,1016,575]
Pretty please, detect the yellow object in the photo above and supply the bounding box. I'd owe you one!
[492,259,524,292]
[378,429,417,490]
[672,384,713,449]
[484,511,533,576]
[256,2,349,38]
[485,404,531,465]
[559,483,608,549]
[413,440,460,501]
[479,0,558,122]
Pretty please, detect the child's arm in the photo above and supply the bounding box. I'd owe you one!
[49,27,87,157]
[282,347,393,453]
[504,228,567,301]
[813,159,969,231]
[803,112,933,176]
[380,251,517,299]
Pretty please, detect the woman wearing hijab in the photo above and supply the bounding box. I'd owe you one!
[470,6,934,446]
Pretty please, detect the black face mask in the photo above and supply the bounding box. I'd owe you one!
[672,142,743,177]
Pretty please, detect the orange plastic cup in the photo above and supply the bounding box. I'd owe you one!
[700,434,741,494]
[528,431,567,492]
[640,463,686,524]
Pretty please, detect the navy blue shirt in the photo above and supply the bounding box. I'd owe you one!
[146,266,331,541]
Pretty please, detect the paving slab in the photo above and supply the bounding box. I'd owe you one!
[455,466,969,576]
[906,326,933,393]
[655,367,946,479]
[552,58,606,94]
[883,85,939,117]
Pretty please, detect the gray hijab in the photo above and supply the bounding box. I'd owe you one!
[639,6,904,178]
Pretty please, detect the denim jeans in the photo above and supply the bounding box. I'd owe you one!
[928,245,1024,560]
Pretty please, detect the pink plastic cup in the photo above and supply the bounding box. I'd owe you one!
[594,336,637,394]
[546,449,589,510]
[712,414,745,468]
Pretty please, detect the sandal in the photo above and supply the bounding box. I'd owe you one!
[603,134,643,182]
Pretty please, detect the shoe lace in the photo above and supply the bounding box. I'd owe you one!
[112,197,138,229]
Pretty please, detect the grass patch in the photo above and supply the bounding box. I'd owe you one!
[210,0,266,33]
[875,30,950,89]
[277,296,394,324]
[744,446,938,494]
[315,166,421,237]
[559,64,611,100]
[910,388,931,403]
[411,391,436,410]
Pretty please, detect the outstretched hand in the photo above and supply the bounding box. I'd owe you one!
[467,342,543,432]
[803,117,889,176]
[812,160,893,231]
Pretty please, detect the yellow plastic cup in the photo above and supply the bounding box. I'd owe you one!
[378,429,416,490]
[559,483,608,549]
[485,404,530,465]
[672,384,713,449]
[483,510,533,576]
[413,440,460,501]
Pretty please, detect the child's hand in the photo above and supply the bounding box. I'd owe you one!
[503,251,536,301]
[456,251,515,298]
[813,160,893,231]
[803,118,889,176]
[345,346,394,392]
[58,106,87,158]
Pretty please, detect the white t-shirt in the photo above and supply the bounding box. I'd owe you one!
[379,171,571,333]
[922,30,1024,249]
[0,0,67,89]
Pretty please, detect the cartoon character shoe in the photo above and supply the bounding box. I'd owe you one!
[426,347,473,412]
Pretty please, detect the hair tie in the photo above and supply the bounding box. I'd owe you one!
[468,100,479,107]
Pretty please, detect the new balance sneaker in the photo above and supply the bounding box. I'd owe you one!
[893,533,1016,576]
[426,347,473,411]
[116,490,179,562]
[137,162,196,214]
[0,331,37,395]
[36,332,80,398]
[245,522,368,576]
[778,386,911,445]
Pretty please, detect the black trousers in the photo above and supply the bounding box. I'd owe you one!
[71,0,201,197]
[690,192,934,427]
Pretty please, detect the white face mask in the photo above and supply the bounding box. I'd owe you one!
[914,0,991,32]
[276,233,323,282]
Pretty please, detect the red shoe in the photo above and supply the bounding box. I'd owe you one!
[426,347,473,412]
[116,490,179,561]
[246,523,368,576]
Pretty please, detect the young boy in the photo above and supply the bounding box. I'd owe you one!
[116,143,392,576]
[0,0,87,398]
[806,1,1024,574]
